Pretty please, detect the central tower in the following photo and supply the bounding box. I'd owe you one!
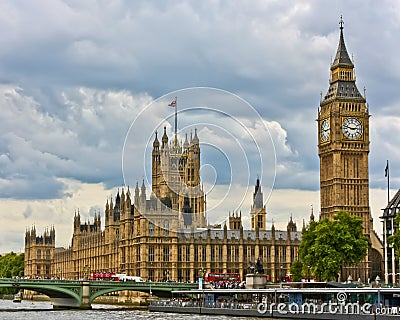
[318,18,381,280]
[151,126,206,229]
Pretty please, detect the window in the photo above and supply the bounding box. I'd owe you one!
[282,246,287,262]
[37,250,41,260]
[178,247,182,261]
[163,246,170,262]
[186,246,190,262]
[218,247,223,261]
[137,247,141,262]
[46,250,50,260]
[211,246,215,262]
[202,247,206,262]
[178,269,182,282]
[149,269,154,281]
[164,220,169,236]
[258,214,263,228]
[194,246,198,261]
[149,246,154,262]
[149,222,155,236]
[235,248,239,262]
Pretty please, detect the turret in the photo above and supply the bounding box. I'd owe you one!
[310,205,315,222]
[134,182,140,209]
[250,178,266,230]
[140,179,146,210]
[287,216,297,240]
[229,211,242,230]
[183,132,189,150]
[161,126,169,149]
[120,187,125,220]
[114,190,120,221]
[105,198,109,227]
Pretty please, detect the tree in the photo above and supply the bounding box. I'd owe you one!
[290,260,303,282]
[0,252,24,295]
[299,211,368,282]
[388,212,400,260]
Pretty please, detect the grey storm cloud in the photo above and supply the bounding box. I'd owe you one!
[0,0,399,199]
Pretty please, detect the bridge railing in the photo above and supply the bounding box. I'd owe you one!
[0,278,83,284]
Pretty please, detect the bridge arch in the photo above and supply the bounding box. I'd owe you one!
[0,280,82,308]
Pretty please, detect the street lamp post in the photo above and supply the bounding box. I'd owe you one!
[56,267,62,280]
[164,270,170,282]
[83,265,90,281]
[199,267,206,290]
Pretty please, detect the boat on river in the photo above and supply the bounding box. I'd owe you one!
[149,283,400,319]
[13,292,22,303]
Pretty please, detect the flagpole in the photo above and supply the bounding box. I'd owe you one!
[175,96,178,147]
[386,160,390,204]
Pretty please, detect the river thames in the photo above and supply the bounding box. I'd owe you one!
[0,299,263,320]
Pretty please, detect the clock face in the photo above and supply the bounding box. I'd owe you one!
[342,117,362,139]
[320,119,330,142]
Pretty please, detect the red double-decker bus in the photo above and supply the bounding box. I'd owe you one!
[90,272,118,281]
[204,272,241,283]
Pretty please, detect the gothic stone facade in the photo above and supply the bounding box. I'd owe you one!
[24,187,302,282]
[24,129,302,282]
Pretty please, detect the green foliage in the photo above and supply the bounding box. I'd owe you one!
[0,252,24,295]
[388,212,400,260]
[290,260,303,282]
[299,211,368,282]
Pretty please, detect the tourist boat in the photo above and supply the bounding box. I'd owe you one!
[13,292,22,303]
[149,283,400,319]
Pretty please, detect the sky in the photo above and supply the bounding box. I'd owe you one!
[1,0,400,253]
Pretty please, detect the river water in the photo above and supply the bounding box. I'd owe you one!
[0,299,262,320]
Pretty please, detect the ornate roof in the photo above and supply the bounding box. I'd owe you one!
[331,17,353,68]
[321,17,365,104]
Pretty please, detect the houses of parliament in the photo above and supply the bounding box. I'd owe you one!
[24,19,383,283]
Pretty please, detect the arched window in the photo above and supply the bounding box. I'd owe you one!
[164,220,169,236]
[149,222,155,236]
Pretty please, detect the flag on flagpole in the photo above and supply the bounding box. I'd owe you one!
[168,98,177,107]
[385,160,389,177]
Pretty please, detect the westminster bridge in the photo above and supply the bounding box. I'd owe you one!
[0,278,197,309]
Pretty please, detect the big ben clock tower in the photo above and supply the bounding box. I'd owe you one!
[318,18,382,280]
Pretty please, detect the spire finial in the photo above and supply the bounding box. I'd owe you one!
[339,15,344,30]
